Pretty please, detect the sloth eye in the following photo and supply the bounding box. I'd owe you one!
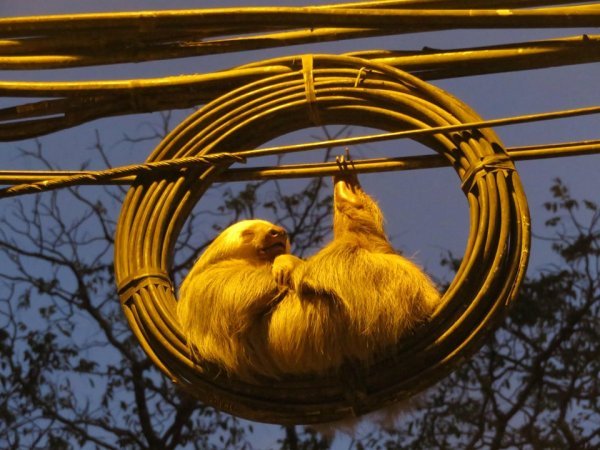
[240,230,255,242]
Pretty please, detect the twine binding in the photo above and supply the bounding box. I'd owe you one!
[461,153,515,194]
[117,269,173,306]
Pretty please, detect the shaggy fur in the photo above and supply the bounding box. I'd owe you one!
[177,172,441,381]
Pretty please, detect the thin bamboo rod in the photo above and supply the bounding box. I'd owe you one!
[1,6,600,38]
[1,2,594,69]
[221,104,600,160]
[2,34,599,96]
[220,139,600,181]
[1,138,598,194]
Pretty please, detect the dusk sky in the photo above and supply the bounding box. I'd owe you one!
[1,1,599,447]
[2,1,598,273]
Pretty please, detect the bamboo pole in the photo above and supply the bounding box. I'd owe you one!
[2,140,598,187]
[2,35,599,96]
[2,2,596,69]
[1,34,599,141]
[2,6,600,37]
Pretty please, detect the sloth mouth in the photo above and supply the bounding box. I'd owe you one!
[261,242,287,257]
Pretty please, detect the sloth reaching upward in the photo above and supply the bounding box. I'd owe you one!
[177,157,441,381]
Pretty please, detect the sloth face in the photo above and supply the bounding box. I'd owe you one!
[248,222,290,261]
[221,220,290,262]
[256,224,289,260]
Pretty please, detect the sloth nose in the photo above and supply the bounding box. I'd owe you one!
[269,228,285,237]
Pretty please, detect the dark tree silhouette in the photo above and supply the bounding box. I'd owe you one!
[0,116,598,449]
[0,118,335,450]
[352,179,599,450]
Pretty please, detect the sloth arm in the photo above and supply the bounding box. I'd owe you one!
[181,259,279,337]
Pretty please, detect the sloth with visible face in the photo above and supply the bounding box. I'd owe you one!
[177,168,441,381]
[177,219,294,380]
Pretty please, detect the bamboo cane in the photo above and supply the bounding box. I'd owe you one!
[1,34,599,141]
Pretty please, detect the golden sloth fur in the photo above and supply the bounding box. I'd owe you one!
[177,170,441,381]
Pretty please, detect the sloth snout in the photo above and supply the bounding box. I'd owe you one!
[269,227,286,238]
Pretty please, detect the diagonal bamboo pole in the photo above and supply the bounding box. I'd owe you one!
[1,140,598,189]
[1,101,599,197]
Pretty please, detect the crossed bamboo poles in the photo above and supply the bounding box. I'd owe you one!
[1,0,599,195]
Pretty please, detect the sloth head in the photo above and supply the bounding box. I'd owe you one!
[199,219,290,268]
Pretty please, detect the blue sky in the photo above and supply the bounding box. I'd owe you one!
[2,1,598,274]
[1,1,599,447]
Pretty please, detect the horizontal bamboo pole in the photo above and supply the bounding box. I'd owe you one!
[1,34,598,97]
[1,6,600,40]
[1,140,598,189]
[1,50,598,141]
[1,2,595,69]
[219,139,600,181]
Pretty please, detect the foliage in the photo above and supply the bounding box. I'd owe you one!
[0,119,597,449]
[357,178,599,450]
[0,123,333,450]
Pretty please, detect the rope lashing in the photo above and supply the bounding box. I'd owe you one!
[460,151,516,194]
[2,106,599,198]
[117,269,173,307]
[113,54,530,425]
[0,152,244,198]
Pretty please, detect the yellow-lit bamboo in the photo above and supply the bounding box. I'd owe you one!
[1,34,600,141]
[2,5,599,38]
[1,6,599,70]
[1,139,598,195]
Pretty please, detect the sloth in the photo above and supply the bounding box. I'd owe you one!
[177,161,441,381]
[177,219,291,380]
